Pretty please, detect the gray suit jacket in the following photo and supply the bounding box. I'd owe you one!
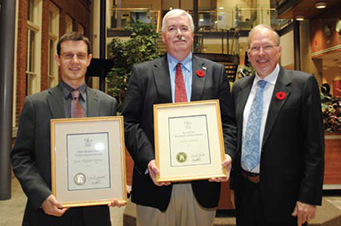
[122,55,237,211]
[11,84,117,226]
[231,67,324,221]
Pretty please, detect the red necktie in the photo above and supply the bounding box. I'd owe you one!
[71,90,84,118]
[175,63,188,103]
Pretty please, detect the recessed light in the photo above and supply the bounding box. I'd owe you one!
[315,1,327,9]
[295,15,304,21]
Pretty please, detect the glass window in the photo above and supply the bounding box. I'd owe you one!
[26,29,36,95]
[65,14,73,33]
[27,0,34,22]
[78,23,84,34]
[26,0,42,95]
[48,3,59,88]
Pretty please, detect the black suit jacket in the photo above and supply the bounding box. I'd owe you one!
[122,55,237,211]
[231,67,324,221]
[11,85,117,226]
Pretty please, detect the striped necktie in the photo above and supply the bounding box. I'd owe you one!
[71,90,84,118]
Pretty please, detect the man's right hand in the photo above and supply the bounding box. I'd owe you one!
[148,160,171,187]
[41,195,69,217]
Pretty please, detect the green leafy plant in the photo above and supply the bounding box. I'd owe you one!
[106,20,160,110]
[320,84,341,133]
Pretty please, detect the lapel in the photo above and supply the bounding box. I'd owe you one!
[153,56,172,103]
[47,86,66,118]
[87,87,99,117]
[191,55,206,101]
[262,67,292,146]
[235,75,254,144]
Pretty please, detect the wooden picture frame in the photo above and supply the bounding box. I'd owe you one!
[154,100,227,182]
[51,116,127,207]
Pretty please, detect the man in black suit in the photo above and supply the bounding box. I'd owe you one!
[122,9,236,226]
[11,32,122,226]
[231,24,324,226]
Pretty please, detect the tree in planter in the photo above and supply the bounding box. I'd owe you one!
[107,20,160,111]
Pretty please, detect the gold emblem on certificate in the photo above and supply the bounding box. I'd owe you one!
[74,173,86,185]
[176,152,187,163]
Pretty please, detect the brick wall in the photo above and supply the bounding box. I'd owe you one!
[16,0,28,126]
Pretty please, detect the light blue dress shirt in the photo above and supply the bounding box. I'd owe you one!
[167,53,193,103]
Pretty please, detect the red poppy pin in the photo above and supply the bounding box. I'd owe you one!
[276,91,286,100]
[196,70,205,77]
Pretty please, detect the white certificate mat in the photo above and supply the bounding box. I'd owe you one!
[67,133,110,191]
[154,100,227,182]
[51,116,127,207]
[169,115,211,167]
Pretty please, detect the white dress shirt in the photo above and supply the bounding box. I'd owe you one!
[241,64,280,173]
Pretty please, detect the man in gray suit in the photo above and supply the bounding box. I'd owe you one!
[11,32,121,226]
[122,9,236,226]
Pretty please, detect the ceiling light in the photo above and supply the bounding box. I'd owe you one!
[295,15,304,21]
[315,1,327,9]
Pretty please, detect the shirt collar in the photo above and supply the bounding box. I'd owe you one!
[59,80,87,101]
[167,52,192,72]
[255,64,280,85]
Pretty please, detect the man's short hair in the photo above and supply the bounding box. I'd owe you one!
[247,24,280,47]
[162,9,194,33]
[57,32,91,55]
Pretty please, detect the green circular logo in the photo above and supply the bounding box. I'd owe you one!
[176,152,187,163]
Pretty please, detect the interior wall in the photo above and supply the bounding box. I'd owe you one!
[280,30,294,69]
[310,4,341,55]
[323,67,341,96]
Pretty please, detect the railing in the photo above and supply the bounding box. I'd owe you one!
[109,7,161,32]
[197,6,291,31]
[107,7,291,58]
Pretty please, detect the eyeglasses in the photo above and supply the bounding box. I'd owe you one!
[248,44,278,53]
[60,52,88,60]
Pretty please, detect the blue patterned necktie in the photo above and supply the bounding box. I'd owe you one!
[242,80,267,172]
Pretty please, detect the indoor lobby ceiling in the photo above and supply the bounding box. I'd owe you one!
[277,0,340,19]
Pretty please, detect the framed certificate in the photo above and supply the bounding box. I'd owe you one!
[154,100,227,182]
[51,116,127,207]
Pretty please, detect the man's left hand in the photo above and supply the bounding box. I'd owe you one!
[291,201,316,226]
[108,199,127,207]
[209,154,232,182]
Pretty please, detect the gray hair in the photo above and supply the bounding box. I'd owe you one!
[247,24,280,47]
[162,9,194,33]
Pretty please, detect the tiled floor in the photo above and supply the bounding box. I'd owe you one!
[0,177,126,226]
[0,177,340,226]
